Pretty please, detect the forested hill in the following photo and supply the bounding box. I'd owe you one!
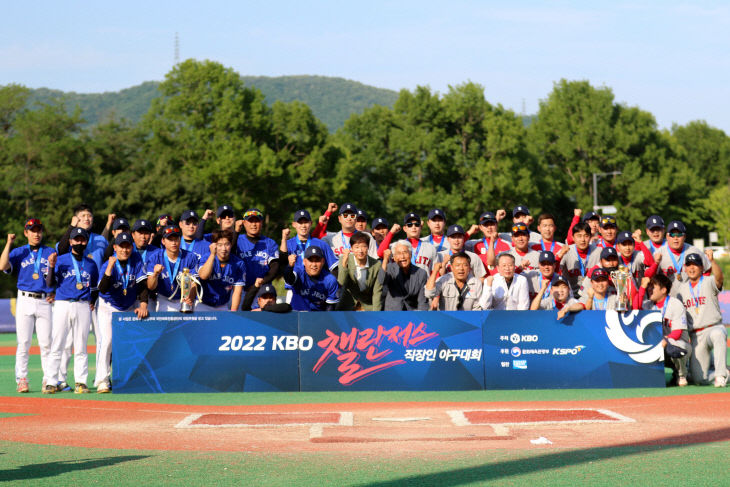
[26,76,400,131]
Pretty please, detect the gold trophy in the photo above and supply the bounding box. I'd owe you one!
[610,265,631,312]
[176,268,202,313]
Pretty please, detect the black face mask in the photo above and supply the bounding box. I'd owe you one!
[604,265,618,274]
[71,244,86,254]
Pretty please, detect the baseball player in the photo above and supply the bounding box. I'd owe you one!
[465,212,511,273]
[44,227,99,394]
[146,226,200,311]
[241,283,292,313]
[178,210,211,263]
[507,223,541,273]
[95,232,149,392]
[498,206,541,244]
[322,203,378,258]
[197,204,237,238]
[197,229,246,311]
[530,275,581,319]
[436,225,486,278]
[425,254,482,311]
[596,216,618,248]
[310,202,339,239]
[355,209,369,232]
[285,210,337,271]
[675,251,727,387]
[530,214,566,257]
[478,253,530,310]
[370,217,390,246]
[281,246,339,311]
[566,209,601,245]
[524,251,569,303]
[653,220,710,295]
[0,219,56,393]
[422,209,449,252]
[579,247,634,302]
[235,208,280,290]
[639,273,691,386]
[560,221,601,297]
[578,268,619,310]
[57,204,108,263]
[615,230,657,281]
[644,215,666,254]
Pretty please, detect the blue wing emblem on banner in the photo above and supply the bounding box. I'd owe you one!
[604,310,663,364]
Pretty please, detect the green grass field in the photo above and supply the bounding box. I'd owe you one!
[0,332,728,486]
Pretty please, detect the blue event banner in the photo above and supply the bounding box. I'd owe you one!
[112,312,300,393]
[298,311,486,391]
[483,310,666,389]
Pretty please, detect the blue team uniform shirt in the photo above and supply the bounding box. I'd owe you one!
[99,253,147,310]
[145,249,199,299]
[134,244,161,268]
[289,267,339,311]
[180,239,211,264]
[54,253,99,302]
[6,245,55,294]
[199,254,246,307]
[236,235,279,287]
[286,236,338,270]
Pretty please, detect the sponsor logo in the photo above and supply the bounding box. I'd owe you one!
[552,346,586,355]
[510,333,520,344]
[510,333,539,344]
[510,347,521,357]
[605,311,663,364]
[512,360,527,369]
[520,349,550,355]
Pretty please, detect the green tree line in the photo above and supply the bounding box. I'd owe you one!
[2,59,730,248]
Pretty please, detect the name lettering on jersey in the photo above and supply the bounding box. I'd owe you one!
[61,270,92,280]
[20,257,49,269]
[300,288,327,302]
[684,297,706,308]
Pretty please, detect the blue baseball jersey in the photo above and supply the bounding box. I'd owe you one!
[199,254,246,307]
[54,253,99,302]
[6,245,55,293]
[145,249,200,299]
[180,239,211,264]
[87,232,108,254]
[236,235,279,286]
[286,237,338,270]
[99,254,147,310]
[289,267,339,311]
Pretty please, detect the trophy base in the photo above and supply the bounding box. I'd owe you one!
[179,304,193,313]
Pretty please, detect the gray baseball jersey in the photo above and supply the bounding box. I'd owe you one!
[323,231,379,260]
[675,276,722,331]
[578,292,619,310]
[524,270,570,303]
[507,248,541,273]
[421,234,450,252]
[560,244,601,296]
[641,296,690,348]
[389,239,439,273]
[539,296,579,311]
[654,244,710,296]
[437,249,487,278]
[499,230,542,244]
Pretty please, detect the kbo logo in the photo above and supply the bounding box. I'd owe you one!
[510,333,538,344]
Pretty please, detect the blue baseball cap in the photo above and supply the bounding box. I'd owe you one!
[616,231,634,244]
[69,227,89,241]
[512,205,530,217]
[356,209,368,221]
[112,217,130,231]
[243,209,263,221]
[293,209,312,222]
[303,246,324,259]
[667,220,686,234]
[217,205,235,218]
[372,217,388,229]
[339,203,357,215]
[428,209,445,220]
[403,212,421,225]
[180,210,200,222]
[132,219,153,232]
[591,268,610,281]
[583,211,600,222]
[539,251,555,264]
[600,247,618,260]
[161,225,182,239]
[256,283,277,298]
[479,211,497,224]
[446,224,465,237]
[114,232,133,246]
[685,253,703,267]
[600,216,617,228]
[646,215,664,229]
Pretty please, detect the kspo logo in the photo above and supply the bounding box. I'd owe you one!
[604,311,663,364]
[510,333,538,344]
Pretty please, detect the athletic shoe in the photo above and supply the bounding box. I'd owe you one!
[677,377,688,387]
[42,384,56,394]
[74,383,89,394]
[715,375,727,388]
[97,382,111,394]
[57,381,71,392]
[17,378,29,393]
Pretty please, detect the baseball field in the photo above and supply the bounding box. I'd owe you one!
[1,332,728,486]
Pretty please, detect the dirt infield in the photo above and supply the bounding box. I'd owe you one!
[0,394,728,454]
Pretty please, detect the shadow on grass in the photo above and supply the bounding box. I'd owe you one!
[360,427,730,486]
[0,454,150,481]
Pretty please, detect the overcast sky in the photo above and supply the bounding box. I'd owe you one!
[2,1,728,131]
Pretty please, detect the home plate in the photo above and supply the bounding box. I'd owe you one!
[176,412,353,428]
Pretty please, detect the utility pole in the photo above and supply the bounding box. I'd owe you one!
[174,32,180,65]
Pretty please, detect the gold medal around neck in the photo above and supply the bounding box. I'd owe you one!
[87,254,93,260]
[32,273,39,280]
[123,289,127,296]
[676,274,683,282]
[695,307,700,315]
[76,283,84,290]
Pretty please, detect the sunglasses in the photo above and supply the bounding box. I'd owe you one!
[341,213,357,219]
[668,232,685,237]
[243,210,263,220]
[405,222,421,228]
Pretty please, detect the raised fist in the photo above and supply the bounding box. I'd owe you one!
[235,219,244,233]
[390,223,401,234]
[641,276,651,289]
[382,248,392,262]
[319,214,329,224]
[209,242,217,255]
[495,209,506,221]
[705,248,714,262]
[281,228,291,240]
[47,252,57,268]
[327,202,338,214]
[106,213,116,225]
[70,215,79,226]
[632,229,643,242]
[485,275,494,287]
[153,264,164,275]
[288,254,298,267]
[525,215,534,227]
[432,261,443,274]
[107,255,117,268]
[254,277,264,288]
[557,245,569,259]
[466,224,479,236]
[7,234,16,244]
[574,208,582,218]
[653,252,662,264]
[203,209,214,220]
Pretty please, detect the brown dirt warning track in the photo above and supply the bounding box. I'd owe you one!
[0,394,728,454]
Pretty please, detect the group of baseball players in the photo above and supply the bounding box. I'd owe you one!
[2,201,727,394]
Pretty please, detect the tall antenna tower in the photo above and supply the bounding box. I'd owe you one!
[521,98,526,116]
[174,32,180,65]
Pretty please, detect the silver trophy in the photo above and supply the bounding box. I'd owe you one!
[610,265,631,312]
[176,268,202,313]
